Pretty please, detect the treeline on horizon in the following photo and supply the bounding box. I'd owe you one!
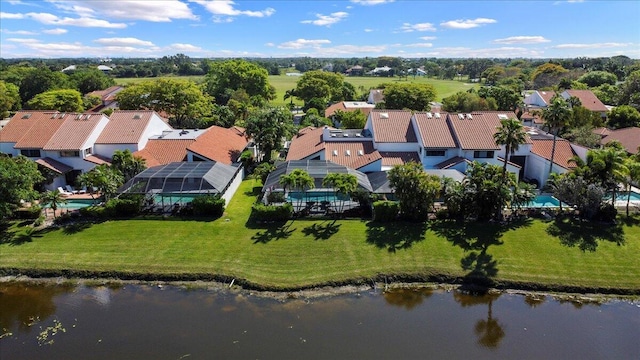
[1,53,638,81]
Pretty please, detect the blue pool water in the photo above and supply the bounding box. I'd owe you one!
[609,191,640,202]
[151,194,200,204]
[287,191,348,203]
[44,199,97,210]
[525,195,563,208]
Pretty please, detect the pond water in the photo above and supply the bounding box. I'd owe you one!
[1,282,638,359]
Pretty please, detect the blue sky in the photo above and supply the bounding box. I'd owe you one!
[1,0,639,59]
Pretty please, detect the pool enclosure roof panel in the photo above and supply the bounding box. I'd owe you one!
[263,160,372,192]
[118,161,239,194]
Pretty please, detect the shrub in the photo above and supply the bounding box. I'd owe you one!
[266,191,286,204]
[596,203,617,223]
[13,205,42,219]
[79,205,106,218]
[252,203,293,222]
[191,195,225,218]
[104,198,142,217]
[372,201,399,222]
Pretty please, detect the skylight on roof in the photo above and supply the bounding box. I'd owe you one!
[379,113,389,119]
[498,114,508,120]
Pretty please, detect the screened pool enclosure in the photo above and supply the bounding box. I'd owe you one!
[118,162,240,211]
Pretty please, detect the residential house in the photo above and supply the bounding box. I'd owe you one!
[0,111,110,189]
[593,126,640,154]
[345,65,363,76]
[523,90,556,108]
[560,89,608,119]
[86,85,124,112]
[94,110,172,157]
[325,101,376,119]
[367,89,384,105]
[526,129,588,186]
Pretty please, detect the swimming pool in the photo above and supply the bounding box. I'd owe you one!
[286,191,349,203]
[609,191,640,202]
[524,195,565,208]
[151,194,201,205]
[44,199,98,210]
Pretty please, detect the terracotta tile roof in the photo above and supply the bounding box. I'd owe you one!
[379,151,420,167]
[87,86,124,102]
[413,112,456,148]
[44,113,106,150]
[521,111,544,124]
[530,138,578,170]
[538,90,556,105]
[447,112,503,150]
[134,139,194,167]
[1,111,53,142]
[325,141,381,170]
[564,90,608,112]
[592,127,611,137]
[435,156,472,169]
[369,110,417,143]
[325,102,375,118]
[9,111,67,149]
[96,110,159,144]
[84,154,112,165]
[35,157,73,174]
[599,127,640,154]
[186,125,249,164]
[286,127,326,161]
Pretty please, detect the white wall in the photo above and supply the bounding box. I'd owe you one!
[139,114,173,150]
[374,142,419,153]
[420,148,453,168]
[221,167,244,206]
[525,154,569,187]
[94,144,139,158]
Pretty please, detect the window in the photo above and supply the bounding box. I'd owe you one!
[20,149,40,157]
[425,150,446,157]
[474,151,494,159]
[84,148,93,156]
[60,150,80,157]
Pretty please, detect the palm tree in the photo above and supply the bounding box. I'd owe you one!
[542,97,571,176]
[624,157,640,217]
[322,173,358,215]
[280,169,315,212]
[41,189,67,219]
[283,89,297,110]
[493,118,527,180]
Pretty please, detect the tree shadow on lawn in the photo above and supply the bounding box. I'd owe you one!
[546,217,625,252]
[301,220,341,241]
[430,218,533,281]
[365,221,428,253]
[0,222,54,246]
[248,220,297,244]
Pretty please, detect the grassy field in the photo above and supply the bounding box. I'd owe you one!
[2,180,639,292]
[115,75,477,107]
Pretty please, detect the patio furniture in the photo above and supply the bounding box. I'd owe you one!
[65,185,79,194]
[57,187,73,196]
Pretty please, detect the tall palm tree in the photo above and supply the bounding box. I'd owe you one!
[322,173,358,215]
[280,169,315,212]
[624,157,640,217]
[41,189,67,219]
[493,118,527,180]
[542,97,571,176]
[593,145,628,204]
[283,89,297,110]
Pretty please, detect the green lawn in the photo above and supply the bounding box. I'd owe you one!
[115,75,478,107]
[2,180,639,292]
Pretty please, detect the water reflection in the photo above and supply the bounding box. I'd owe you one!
[453,291,505,348]
[0,282,74,333]
[382,287,433,310]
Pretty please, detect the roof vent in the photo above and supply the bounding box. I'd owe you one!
[133,113,141,119]
[380,113,389,119]
[22,113,32,119]
[50,113,57,119]
[458,113,464,119]
[345,150,351,156]
[466,114,473,120]
[498,114,508,120]
[426,112,432,118]
[331,133,337,137]
[355,133,362,137]
[332,150,338,156]
[357,150,364,156]
[343,133,349,137]
[435,113,440,118]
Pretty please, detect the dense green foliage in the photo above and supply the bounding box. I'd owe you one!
[0,155,44,220]
[372,200,399,222]
[190,195,225,218]
[333,109,366,129]
[0,80,20,117]
[251,202,293,221]
[204,59,274,106]
[607,105,640,129]
[26,89,83,112]
[387,162,441,221]
[379,82,437,111]
[245,107,293,162]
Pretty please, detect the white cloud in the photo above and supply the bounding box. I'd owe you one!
[0,12,25,19]
[306,44,388,56]
[404,43,433,48]
[400,22,436,32]
[424,46,543,58]
[168,43,203,52]
[364,28,374,32]
[264,42,275,47]
[0,29,38,35]
[301,12,348,27]
[440,18,496,29]
[49,0,198,22]
[6,38,41,43]
[419,36,437,40]
[94,37,155,47]
[191,0,274,21]
[493,36,551,44]
[553,42,632,49]
[278,39,331,49]
[350,0,395,5]
[24,12,127,28]
[43,28,68,35]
